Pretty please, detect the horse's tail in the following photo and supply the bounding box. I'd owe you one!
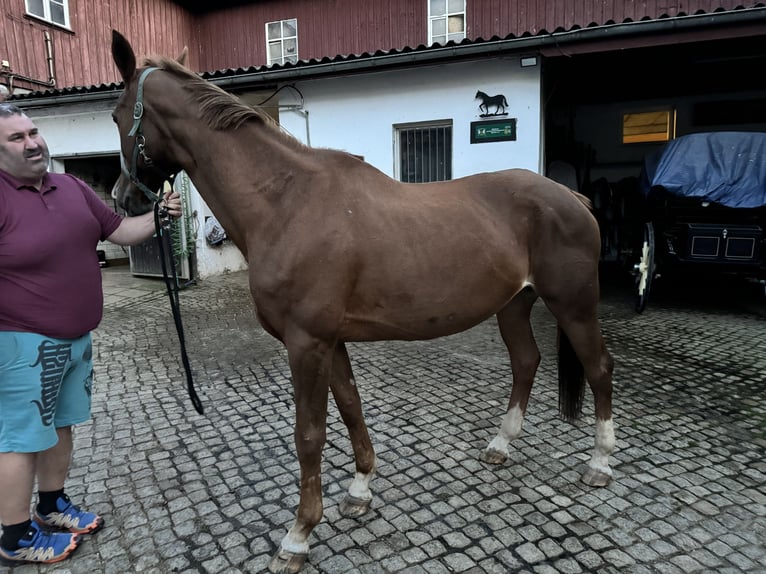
[502,96,508,106]
[557,326,585,422]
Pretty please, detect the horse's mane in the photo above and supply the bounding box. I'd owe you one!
[572,189,593,210]
[142,56,306,150]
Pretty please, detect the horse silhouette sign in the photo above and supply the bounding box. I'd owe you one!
[475,90,509,116]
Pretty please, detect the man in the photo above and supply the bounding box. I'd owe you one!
[0,102,182,564]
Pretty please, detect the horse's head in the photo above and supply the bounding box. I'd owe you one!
[110,30,188,215]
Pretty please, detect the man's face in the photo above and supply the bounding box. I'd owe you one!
[0,112,50,186]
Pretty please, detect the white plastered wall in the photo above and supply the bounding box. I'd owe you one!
[278,56,542,177]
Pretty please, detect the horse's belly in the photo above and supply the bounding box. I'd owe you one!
[340,312,491,342]
[340,282,520,342]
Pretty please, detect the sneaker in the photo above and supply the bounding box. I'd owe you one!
[0,522,80,564]
[34,494,104,535]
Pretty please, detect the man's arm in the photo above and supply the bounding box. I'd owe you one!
[106,191,182,246]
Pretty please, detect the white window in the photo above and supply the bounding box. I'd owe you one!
[429,0,466,45]
[395,121,453,183]
[26,0,69,27]
[266,18,298,66]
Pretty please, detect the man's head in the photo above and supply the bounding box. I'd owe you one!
[0,103,50,187]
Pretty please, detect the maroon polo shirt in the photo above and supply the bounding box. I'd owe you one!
[0,169,123,338]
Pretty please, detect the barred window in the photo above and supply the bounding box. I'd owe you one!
[395,122,453,183]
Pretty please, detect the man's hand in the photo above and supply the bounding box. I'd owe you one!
[161,191,183,218]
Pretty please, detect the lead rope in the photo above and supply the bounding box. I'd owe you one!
[126,66,202,414]
[153,195,204,415]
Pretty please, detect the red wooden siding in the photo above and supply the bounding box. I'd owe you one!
[467,0,759,38]
[195,0,763,70]
[0,0,761,93]
[193,0,428,71]
[0,0,193,92]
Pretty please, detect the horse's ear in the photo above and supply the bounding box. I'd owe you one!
[111,30,136,83]
[177,47,189,67]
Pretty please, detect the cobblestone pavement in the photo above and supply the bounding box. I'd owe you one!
[6,265,766,574]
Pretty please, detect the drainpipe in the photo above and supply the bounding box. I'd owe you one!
[0,30,56,93]
[45,31,56,86]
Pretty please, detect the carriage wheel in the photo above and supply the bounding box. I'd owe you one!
[634,222,655,313]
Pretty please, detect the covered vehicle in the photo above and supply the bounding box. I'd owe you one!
[633,131,766,312]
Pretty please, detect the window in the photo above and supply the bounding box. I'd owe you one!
[26,0,69,27]
[622,109,675,144]
[395,121,452,183]
[429,0,466,45]
[266,19,298,66]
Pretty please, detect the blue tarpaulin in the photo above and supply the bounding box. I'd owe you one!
[640,131,766,209]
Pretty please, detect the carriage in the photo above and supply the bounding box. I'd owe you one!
[632,131,766,312]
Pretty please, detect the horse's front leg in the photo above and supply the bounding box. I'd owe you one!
[482,293,540,464]
[268,333,333,574]
[328,342,377,517]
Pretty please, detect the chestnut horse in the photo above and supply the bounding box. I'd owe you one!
[110,31,614,574]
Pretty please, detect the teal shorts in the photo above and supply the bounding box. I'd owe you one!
[0,331,93,453]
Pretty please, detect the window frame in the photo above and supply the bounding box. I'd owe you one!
[265,18,298,66]
[25,0,70,29]
[394,120,453,183]
[428,0,466,46]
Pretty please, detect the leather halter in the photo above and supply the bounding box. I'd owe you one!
[120,66,169,203]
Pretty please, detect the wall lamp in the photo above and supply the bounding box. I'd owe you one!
[520,56,538,68]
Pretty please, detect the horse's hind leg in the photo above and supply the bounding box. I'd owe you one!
[481,287,541,465]
[328,342,377,518]
[549,300,615,487]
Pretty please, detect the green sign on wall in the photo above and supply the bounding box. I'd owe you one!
[471,118,517,143]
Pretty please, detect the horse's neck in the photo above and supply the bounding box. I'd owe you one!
[180,123,309,252]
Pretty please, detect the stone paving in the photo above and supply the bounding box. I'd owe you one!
[5,265,766,573]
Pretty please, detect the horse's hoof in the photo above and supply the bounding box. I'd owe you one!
[581,467,612,487]
[268,549,307,574]
[339,494,372,518]
[479,448,507,465]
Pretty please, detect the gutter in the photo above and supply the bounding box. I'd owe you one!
[11,90,121,110]
[14,5,766,108]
